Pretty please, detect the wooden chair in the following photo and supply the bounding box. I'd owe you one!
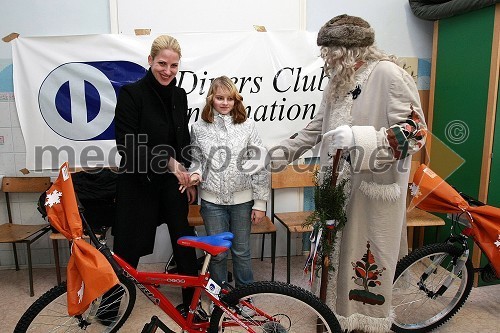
[183,204,277,281]
[252,216,277,281]
[0,177,52,296]
[270,164,316,283]
[187,204,204,227]
[406,208,445,250]
[50,232,71,284]
[165,204,206,274]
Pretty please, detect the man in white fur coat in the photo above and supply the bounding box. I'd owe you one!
[270,14,427,333]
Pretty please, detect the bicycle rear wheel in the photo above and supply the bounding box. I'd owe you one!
[209,281,341,332]
[14,275,136,333]
[392,243,473,333]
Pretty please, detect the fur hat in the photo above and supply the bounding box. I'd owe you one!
[317,14,375,48]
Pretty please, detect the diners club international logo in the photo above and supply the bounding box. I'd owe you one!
[38,61,145,141]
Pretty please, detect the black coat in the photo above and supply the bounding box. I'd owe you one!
[112,70,195,260]
[114,71,191,175]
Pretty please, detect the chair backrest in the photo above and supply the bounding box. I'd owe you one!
[2,177,51,193]
[271,164,316,190]
[188,204,204,227]
[270,164,317,217]
[2,177,51,224]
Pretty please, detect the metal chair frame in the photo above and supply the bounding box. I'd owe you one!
[0,177,51,296]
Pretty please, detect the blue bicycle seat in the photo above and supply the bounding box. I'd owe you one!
[178,232,234,256]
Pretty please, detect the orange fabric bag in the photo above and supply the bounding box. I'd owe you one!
[409,164,500,277]
[45,162,119,315]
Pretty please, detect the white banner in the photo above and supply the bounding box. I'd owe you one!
[12,32,326,170]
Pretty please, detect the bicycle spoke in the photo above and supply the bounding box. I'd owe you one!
[210,282,340,332]
[15,277,136,333]
[392,244,473,332]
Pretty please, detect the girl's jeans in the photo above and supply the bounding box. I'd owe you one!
[200,199,254,288]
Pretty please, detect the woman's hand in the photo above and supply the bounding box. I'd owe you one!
[167,157,191,192]
[251,209,266,224]
[186,186,197,204]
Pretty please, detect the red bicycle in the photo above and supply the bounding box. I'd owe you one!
[14,167,341,333]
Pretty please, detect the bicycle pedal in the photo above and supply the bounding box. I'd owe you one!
[141,315,176,333]
[195,307,209,322]
[222,281,235,291]
[175,304,209,323]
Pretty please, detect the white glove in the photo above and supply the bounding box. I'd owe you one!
[324,125,354,149]
[241,145,269,175]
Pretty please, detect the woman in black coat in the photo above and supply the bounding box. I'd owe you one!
[112,35,198,311]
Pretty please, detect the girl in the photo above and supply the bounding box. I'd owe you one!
[189,76,269,315]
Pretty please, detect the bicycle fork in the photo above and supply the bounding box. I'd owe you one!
[418,238,469,298]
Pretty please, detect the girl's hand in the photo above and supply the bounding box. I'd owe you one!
[251,209,266,224]
[186,186,197,204]
[189,173,202,186]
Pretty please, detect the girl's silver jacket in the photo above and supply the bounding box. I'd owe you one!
[189,113,269,211]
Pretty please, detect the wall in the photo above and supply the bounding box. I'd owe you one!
[306,0,433,59]
[0,0,111,268]
[114,0,304,34]
[0,0,434,268]
[428,5,499,286]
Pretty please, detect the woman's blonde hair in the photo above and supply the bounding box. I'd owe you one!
[201,76,247,124]
[320,45,398,98]
[150,35,182,59]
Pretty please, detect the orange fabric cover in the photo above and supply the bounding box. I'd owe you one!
[45,162,118,315]
[410,164,500,277]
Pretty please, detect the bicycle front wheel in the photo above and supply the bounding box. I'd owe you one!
[209,281,341,333]
[14,275,136,333]
[392,243,473,333]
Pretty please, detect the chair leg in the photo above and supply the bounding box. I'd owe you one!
[434,226,441,243]
[286,230,291,284]
[12,243,20,271]
[260,234,266,261]
[52,239,62,285]
[412,226,421,250]
[26,242,34,297]
[271,232,276,282]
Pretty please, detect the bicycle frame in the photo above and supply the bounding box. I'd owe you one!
[82,213,273,333]
[114,253,210,331]
[446,211,495,277]
[444,213,470,251]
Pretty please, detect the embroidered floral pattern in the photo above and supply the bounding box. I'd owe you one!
[386,104,427,159]
[349,241,386,306]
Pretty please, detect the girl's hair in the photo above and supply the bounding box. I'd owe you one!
[320,45,398,98]
[150,35,182,59]
[201,76,247,124]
